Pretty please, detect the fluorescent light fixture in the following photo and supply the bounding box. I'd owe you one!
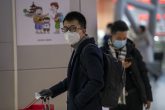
[154,36,160,42]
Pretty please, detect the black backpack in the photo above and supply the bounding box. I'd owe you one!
[80,44,124,107]
[100,47,125,107]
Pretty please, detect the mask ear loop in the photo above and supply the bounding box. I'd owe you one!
[82,28,86,34]
[79,27,86,36]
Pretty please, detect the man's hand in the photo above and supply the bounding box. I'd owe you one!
[39,89,53,98]
[122,61,132,69]
[144,101,151,110]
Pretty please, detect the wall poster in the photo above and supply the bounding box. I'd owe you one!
[16,0,70,45]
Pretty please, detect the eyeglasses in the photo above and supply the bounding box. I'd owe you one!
[61,25,81,33]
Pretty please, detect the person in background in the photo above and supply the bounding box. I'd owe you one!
[102,20,153,110]
[135,25,154,63]
[38,11,104,110]
[127,25,137,41]
[103,23,113,47]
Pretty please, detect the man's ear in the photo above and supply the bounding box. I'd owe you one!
[82,28,86,34]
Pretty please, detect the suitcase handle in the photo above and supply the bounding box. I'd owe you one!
[42,97,50,110]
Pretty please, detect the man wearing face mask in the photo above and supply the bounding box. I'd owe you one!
[102,20,153,110]
[39,11,104,110]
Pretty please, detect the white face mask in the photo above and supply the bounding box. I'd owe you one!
[64,31,80,45]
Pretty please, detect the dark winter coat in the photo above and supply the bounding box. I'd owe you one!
[50,38,104,110]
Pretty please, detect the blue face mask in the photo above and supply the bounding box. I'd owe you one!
[113,39,127,49]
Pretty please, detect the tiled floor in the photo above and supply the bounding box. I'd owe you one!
[151,74,165,110]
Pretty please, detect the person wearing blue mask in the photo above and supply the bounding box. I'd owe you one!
[102,20,153,110]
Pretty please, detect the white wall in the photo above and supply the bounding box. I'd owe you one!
[0,0,97,110]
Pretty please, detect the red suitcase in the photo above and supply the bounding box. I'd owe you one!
[19,98,54,110]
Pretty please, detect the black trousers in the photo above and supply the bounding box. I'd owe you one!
[111,91,143,110]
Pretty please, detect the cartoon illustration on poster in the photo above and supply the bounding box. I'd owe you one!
[16,0,70,45]
[32,6,49,34]
[50,2,63,34]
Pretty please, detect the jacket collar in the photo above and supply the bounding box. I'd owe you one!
[126,39,136,55]
[74,37,95,56]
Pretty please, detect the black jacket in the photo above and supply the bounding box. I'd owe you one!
[125,39,153,102]
[100,45,124,107]
[103,38,153,103]
[49,38,104,110]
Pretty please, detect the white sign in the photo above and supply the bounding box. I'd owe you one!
[16,0,70,45]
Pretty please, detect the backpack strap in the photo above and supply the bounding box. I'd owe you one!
[81,43,97,55]
[79,43,98,73]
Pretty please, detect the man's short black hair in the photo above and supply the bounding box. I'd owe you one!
[139,25,146,32]
[111,20,129,34]
[63,11,86,29]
